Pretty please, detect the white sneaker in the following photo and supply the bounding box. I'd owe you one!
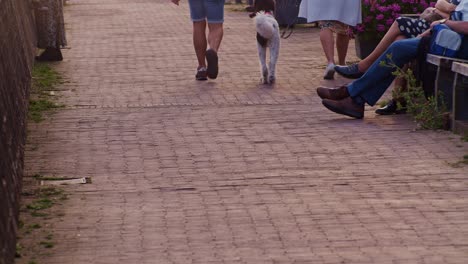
[323,63,335,80]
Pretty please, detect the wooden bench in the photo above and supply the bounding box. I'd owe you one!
[426,54,468,134]
[451,61,468,134]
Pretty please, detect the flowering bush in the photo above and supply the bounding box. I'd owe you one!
[355,0,437,40]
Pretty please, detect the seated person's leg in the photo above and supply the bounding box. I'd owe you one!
[348,38,421,106]
[318,38,421,119]
[334,21,406,79]
[335,17,429,79]
[375,75,408,115]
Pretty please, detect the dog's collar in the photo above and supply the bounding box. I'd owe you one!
[264,11,273,16]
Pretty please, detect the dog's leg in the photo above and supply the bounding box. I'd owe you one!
[268,34,280,84]
[257,41,268,84]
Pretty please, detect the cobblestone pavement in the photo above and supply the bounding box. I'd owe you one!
[24,0,468,263]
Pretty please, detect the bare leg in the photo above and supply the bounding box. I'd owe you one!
[336,33,350,65]
[320,27,335,65]
[193,21,207,67]
[207,22,223,52]
[358,21,406,72]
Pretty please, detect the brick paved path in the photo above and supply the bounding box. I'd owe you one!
[24,0,468,263]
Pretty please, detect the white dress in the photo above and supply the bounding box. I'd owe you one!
[298,0,362,26]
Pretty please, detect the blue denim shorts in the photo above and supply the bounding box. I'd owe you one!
[188,0,225,23]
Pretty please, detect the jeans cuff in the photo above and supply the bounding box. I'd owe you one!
[352,95,366,106]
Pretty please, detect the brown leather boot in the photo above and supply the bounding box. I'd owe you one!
[322,97,364,119]
[316,85,350,100]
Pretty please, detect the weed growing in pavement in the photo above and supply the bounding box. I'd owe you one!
[24,224,42,235]
[380,55,448,130]
[33,173,70,181]
[27,198,54,211]
[39,233,55,248]
[25,186,67,216]
[29,63,65,122]
[40,187,65,198]
[28,99,63,122]
[30,211,49,218]
[16,243,23,258]
[31,63,62,93]
[39,241,54,249]
[448,154,468,167]
[378,99,390,108]
[17,185,67,261]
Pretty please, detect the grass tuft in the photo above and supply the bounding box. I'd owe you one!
[39,241,54,249]
[29,62,65,122]
[31,63,62,93]
[28,99,62,123]
[26,198,53,211]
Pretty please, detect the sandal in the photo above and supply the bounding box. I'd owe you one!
[206,49,218,79]
[195,66,208,81]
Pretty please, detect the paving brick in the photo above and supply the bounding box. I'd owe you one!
[21,0,468,263]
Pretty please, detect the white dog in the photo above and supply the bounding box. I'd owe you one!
[254,10,280,84]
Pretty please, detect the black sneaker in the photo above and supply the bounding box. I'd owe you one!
[206,49,218,79]
[195,67,208,81]
[375,99,406,115]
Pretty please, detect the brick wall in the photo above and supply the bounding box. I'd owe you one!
[0,0,36,263]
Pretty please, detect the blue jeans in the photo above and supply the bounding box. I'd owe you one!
[188,0,225,23]
[348,38,421,106]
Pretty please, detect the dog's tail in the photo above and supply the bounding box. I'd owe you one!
[255,12,276,39]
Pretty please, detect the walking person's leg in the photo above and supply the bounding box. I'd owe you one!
[188,0,209,80]
[207,23,223,52]
[205,0,225,79]
[319,21,336,79]
[320,28,335,65]
[336,32,349,65]
[193,21,208,68]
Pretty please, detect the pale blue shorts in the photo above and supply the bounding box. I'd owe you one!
[188,0,225,23]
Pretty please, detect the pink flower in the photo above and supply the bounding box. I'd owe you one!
[377,6,388,12]
[364,16,374,23]
[355,24,365,33]
[358,0,431,39]
[376,24,386,32]
[391,3,401,12]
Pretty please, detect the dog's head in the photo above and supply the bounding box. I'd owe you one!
[249,0,275,18]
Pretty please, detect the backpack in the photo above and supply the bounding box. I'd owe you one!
[429,24,463,58]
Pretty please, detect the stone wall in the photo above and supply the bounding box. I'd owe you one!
[0,0,36,263]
